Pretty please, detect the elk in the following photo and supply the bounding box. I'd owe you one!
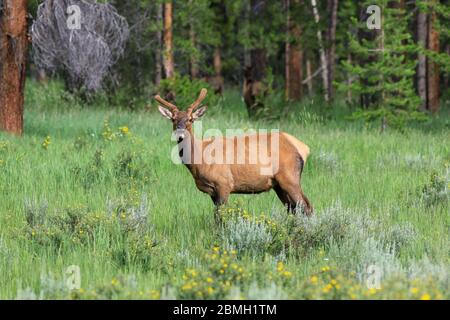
[155,89,313,215]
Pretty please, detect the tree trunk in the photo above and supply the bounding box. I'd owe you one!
[188,0,199,79]
[0,0,28,135]
[163,2,174,79]
[327,0,338,100]
[310,0,329,102]
[285,0,303,101]
[417,9,427,110]
[244,48,267,117]
[306,58,313,95]
[212,46,224,94]
[155,3,163,86]
[243,0,268,117]
[427,5,440,113]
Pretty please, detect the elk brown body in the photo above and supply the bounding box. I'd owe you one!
[156,89,313,215]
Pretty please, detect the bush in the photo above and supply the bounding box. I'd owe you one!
[176,247,250,299]
[221,217,273,255]
[217,203,290,256]
[420,166,450,206]
[292,203,353,253]
[158,74,220,108]
[22,195,159,268]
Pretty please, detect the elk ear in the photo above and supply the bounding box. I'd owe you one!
[192,106,207,120]
[158,106,173,120]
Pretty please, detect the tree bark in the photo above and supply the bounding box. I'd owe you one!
[427,5,440,113]
[285,0,303,101]
[327,0,338,100]
[0,0,28,135]
[417,9,427,110]
[188,0,199,79]
[155,3,163,86]
[305,58,313,95]
[163,2,174,79]
[310,0,329,102]
[243,0,268,117]
[212,46,224,94]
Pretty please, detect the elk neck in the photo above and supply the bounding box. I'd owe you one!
[178,126,203,174]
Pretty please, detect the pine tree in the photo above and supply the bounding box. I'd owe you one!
[340,0,426,130]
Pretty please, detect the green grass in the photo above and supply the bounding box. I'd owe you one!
[0,80,449,299]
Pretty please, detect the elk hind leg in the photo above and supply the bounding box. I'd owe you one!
[276,179,312,216]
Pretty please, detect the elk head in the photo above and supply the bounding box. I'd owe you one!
[155,89,208,143]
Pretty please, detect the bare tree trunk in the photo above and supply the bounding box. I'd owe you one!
[0,0,28,135]
[163,2,174,79]
[427,5,440,113]
[155,3,163,86]
[417,9,427,110]
[212,46,224,94]
[327,0,338,100]
[188,0,199,79]
[285,0,303,101]
[306,58,313,95]
[243,0,268,117]
[310,0,329,102]
[244,48,267,117]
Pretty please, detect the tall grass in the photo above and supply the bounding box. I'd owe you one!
[0,80,448,299]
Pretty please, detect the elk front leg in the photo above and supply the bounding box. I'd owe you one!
[211,189,230,224]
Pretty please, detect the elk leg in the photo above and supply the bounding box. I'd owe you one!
[276,180,312,216]
[299,189,313,216]
[273,185,290,212]
[211,189,230,223]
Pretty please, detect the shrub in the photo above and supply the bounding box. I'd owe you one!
[107,195,158,268]
[176,247,250,299]
[221,217,272,255]
[420,166,450,206]
[217,203,290,256]
[292,202,353,252]
[22,195,159,268]
[24,198,48,228]
[380,222,417,251]
[313,150,340,173]
[293,264,447,300]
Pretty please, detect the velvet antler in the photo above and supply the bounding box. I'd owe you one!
[154,94,179,113]
[186,88,208,116]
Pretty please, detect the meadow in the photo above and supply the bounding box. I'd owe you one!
[0,81,449,300]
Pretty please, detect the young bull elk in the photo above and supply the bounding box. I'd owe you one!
[156,89,313,215]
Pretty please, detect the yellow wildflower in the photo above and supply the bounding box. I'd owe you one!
[182,283,192,291]
[410,287,419,294]
[119,126,130,135]
[420,294,431,300]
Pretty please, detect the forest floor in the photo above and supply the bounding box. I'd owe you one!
[0,81,449,299]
